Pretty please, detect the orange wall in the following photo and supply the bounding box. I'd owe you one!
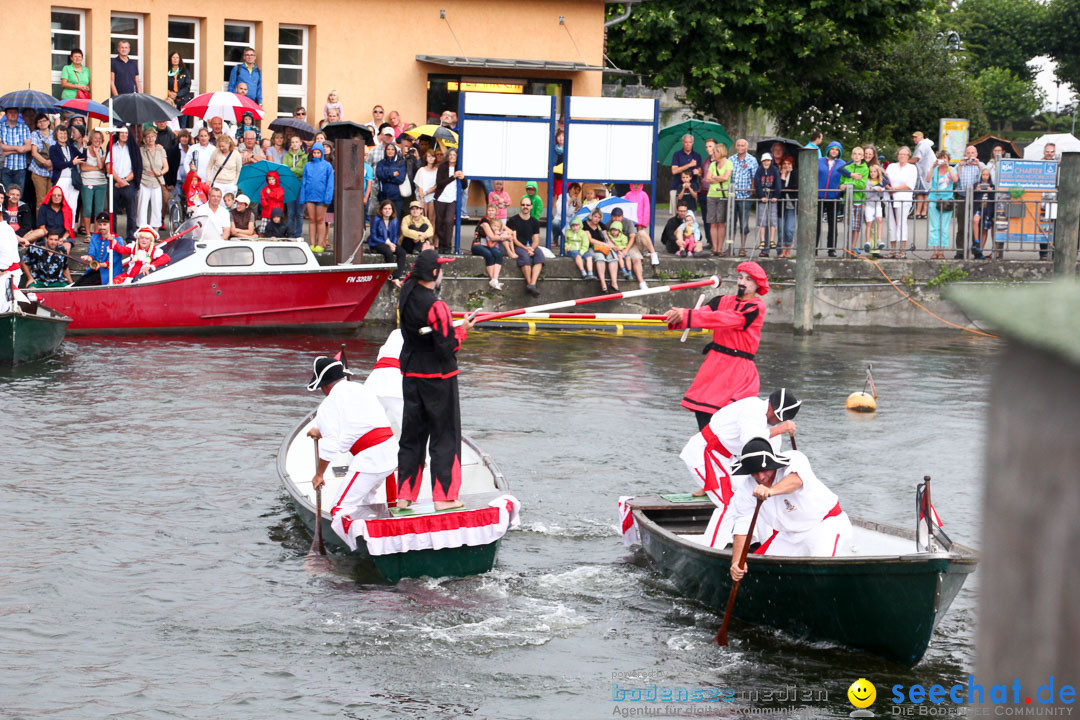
[1,0,605,122]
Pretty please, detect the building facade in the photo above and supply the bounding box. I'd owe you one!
[3,0,606,123]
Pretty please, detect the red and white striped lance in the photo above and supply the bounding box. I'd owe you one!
[451,312,669,321]
[421,276,719,334]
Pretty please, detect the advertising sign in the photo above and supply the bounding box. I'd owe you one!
[939,118,969,162]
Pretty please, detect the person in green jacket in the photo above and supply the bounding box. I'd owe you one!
[522,181,544,222]
[563,217,595,279]
[282,135,308,237]
[840,145,869,254]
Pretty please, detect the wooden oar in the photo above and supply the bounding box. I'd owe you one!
[419,276,721,334]
[716,496,764,646]
[309,437,327,556]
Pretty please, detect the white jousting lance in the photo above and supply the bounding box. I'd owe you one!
[681,293,706,343]
[452,312,669,321]
[421,276,720,335]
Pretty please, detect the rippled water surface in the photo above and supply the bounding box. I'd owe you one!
[0,326,996,719]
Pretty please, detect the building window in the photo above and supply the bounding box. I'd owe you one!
[223,21,255,88]
[276,25,308,118]
[111,12,144,82]
[51,8,86,99]
[425,75,571,124]
[168,18,200,96]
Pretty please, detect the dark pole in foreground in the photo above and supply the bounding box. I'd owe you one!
[715,497,763,646]
[1052,152,1079,277]
[794,148,818,334]
[310,438,326,556]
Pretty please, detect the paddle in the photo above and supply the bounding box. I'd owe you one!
[716,496,764,646]
[419,276,721,334]
[309,437,327,557]
[716,431,796,646]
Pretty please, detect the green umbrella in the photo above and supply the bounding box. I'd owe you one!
[657,120,733,165]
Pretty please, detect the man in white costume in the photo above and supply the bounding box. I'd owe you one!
[728,437,853,580]
[306,355,399,551]
[0,209,24,313]
[364,329,404,430]
[679,388,801,549]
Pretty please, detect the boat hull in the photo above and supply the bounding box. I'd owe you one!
[0,309,70,365]
[278,409,511,583]
[632,500,977,666]
[31,267,391,333]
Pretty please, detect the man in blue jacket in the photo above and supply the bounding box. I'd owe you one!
[227,48,262,106]
[817,141,848,257]
[76,212,125,286]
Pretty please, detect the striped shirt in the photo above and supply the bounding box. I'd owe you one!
[1,117,31,171]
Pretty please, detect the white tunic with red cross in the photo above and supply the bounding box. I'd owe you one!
[730,450,853,557]
[679,396,780,548]
[315,379,399,551]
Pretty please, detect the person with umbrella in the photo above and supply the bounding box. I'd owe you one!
[257,171,285,234]
[107,126,142,243]
[28,114,54,207]
[1,107,33,194]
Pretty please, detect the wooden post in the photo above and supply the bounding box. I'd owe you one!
[333,138,367,265]
[1052,152,1079,277]
[794,148,818,335]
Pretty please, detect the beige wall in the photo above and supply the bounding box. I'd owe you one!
[2,0,605,123]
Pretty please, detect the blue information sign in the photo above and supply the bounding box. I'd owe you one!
[997,160,1058,190]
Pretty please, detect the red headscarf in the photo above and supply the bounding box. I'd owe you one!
[736,261,769,296]
[40,184,75,238]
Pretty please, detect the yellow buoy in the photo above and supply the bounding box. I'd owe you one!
[846,391,877,412]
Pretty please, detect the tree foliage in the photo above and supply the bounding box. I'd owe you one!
[975,67,1045,131]
[1046,0,1080,92]
[605,0,931,120]
[950,0,1048,81]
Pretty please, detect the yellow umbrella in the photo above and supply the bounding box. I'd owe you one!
[405,124,459,147]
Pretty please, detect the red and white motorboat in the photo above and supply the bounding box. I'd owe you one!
[31,229,394,333]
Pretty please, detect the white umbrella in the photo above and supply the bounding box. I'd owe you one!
[1023,133,1080,160]
[571,196,639,224]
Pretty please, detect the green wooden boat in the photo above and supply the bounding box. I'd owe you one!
[626,495,978,667]
[0,292,71,366]
[277,410,513,583]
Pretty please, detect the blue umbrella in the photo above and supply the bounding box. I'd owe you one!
[60,98,119,122]
[0,89,62,112]
[571,196,640,225]
[237,160,301,204]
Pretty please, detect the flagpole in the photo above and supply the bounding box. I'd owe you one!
[420,276,720,334]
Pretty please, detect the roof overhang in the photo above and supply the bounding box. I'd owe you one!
[416,54,630,73]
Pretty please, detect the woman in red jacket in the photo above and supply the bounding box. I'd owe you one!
[259,170,285,235]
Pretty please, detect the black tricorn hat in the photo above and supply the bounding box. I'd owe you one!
[306,356,351,391]
[768,388,801,422]
[731,437,790,475]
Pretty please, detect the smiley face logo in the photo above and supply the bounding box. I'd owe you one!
[848,678,876,709]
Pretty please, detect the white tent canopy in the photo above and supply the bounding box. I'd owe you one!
[1023,133,1080,160]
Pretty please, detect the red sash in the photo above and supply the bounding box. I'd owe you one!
[373,357,400,370]
[4,262,19,272]
[752,502,842,555]
[701,425,733,505]
[349,426,394,455]
[823,502,842,520]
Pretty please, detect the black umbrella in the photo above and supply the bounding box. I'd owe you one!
[109,93,180,125]
[320,121,374,145]
[268,117,317,140]
[755,137,804,163]
[0,89,62,112]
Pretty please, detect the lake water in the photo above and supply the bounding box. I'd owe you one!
[0,326,996,718]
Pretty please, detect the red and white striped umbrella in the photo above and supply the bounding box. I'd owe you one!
[181,91,264,121]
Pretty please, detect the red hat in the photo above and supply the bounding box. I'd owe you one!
[135,226,160,241]
[736,261,769,296]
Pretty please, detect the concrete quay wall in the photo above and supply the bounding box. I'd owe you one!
[355,255,1060,330]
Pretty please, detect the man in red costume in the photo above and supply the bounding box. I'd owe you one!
[665,261,768,430]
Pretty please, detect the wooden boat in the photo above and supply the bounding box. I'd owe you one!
[31,223,394,334]
[0,288,71,365]
[277,410,516,582]
[624,495,978,666]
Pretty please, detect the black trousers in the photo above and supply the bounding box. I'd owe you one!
[397,375,462,503]
[370,242,408,278]
[815,205,837,253]
[114,184,138,241]
[435,200,456,253]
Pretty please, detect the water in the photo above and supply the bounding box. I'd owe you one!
[0,327,996,719]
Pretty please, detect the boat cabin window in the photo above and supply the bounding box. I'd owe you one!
[206,247,255,267]
[263,246,308,266]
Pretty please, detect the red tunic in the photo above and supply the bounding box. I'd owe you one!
[670,294,766,414]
